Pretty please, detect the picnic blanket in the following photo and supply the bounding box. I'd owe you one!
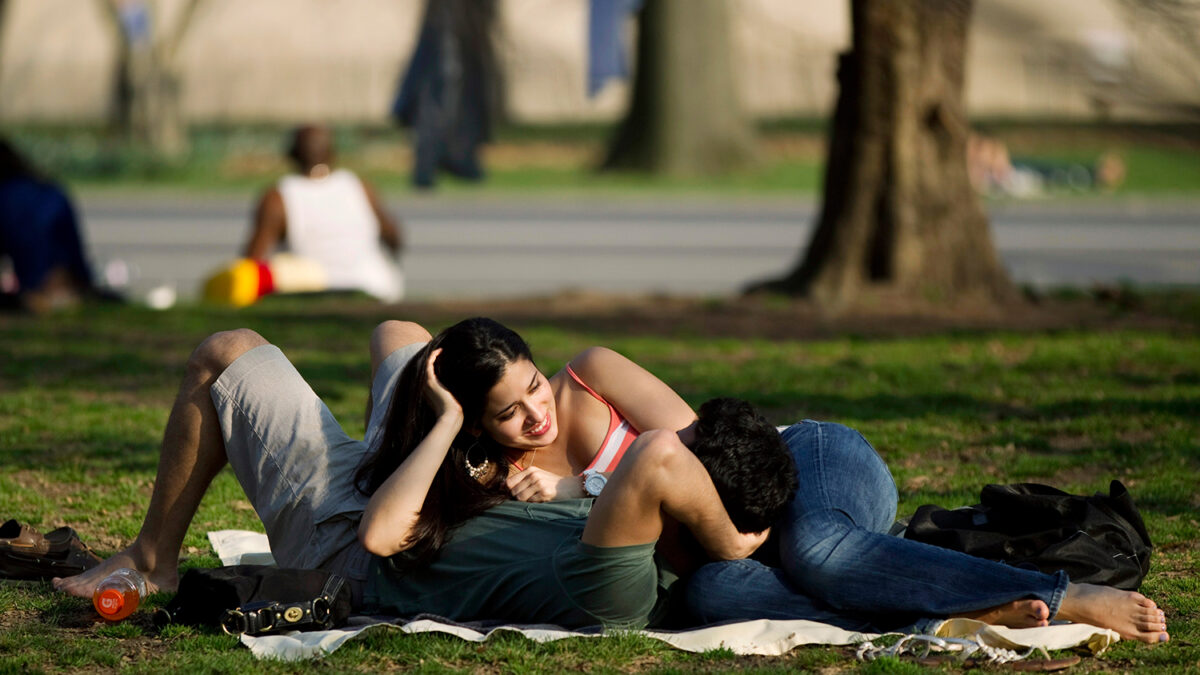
[207,530,1119,662]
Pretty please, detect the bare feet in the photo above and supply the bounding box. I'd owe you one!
[51,547,178,599]
[956,599,1051,628]
[1057,583,1169,644]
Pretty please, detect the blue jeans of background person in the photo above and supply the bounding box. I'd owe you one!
[687,421,1069,631]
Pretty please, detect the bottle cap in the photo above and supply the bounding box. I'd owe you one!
[97,588,125,616]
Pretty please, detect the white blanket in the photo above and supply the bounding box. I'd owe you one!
[207,529,1119,662]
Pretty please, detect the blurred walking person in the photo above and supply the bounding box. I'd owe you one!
[392,0,498,188]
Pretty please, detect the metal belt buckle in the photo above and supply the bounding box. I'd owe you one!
[220,608,247,636]
[311,596,331,625]
[221,601,280,636]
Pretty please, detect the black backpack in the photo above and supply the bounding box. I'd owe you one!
[903,480,1152,590]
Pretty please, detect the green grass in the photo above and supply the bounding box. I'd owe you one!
[1,295,1198,672]
[6,121,1200,197]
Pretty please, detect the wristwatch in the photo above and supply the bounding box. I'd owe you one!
[582,470,607,497]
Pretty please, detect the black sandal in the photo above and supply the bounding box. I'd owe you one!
[0,519,103,580]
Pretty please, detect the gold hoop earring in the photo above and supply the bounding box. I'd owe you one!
[464,440,491,480]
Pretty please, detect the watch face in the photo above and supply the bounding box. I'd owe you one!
[585,473,606,496]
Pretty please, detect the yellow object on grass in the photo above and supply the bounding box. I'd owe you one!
[202,259,265,307]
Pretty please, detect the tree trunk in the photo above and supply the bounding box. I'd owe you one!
[602,0,756,175]
[102,0,199,158]
[0,0,10,74]
[752,0,1015,309]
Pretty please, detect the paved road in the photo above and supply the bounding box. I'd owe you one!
[77,193,1200,302]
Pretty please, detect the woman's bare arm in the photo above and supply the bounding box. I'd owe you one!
[567,347,696,433]
[358,349,460,556]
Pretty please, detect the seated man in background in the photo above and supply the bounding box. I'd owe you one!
[244,125,405,302]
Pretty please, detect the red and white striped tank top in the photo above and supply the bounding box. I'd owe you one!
[568,365,639,473]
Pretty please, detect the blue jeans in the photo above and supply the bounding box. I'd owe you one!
[686,421,1069,631]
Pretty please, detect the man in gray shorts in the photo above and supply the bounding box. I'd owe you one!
[54,322,794,628]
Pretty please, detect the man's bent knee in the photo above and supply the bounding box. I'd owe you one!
[371,320,431,367]
[615,430,690,492]
[373,321,431,347]
[190,329,268,377]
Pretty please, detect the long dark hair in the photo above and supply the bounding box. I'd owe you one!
[354,317,533,568]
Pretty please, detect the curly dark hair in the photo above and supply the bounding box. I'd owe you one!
[689,398,797,533]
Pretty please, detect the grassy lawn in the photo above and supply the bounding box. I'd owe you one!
[1,294,1197,673]
[7,121,1200,198]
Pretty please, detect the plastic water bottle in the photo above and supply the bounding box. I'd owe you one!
[92,568,147,621]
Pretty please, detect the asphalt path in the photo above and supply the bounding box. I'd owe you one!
[77,193,1200,302]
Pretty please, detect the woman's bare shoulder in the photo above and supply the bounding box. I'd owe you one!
[567,346,634,383]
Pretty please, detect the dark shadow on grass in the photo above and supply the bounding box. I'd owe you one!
[2,349,182,392]
[1,439,161,475]
[683,391,1197,427]
[1035,397,1200,421]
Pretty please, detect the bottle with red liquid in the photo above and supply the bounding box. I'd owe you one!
[92,568,147,621]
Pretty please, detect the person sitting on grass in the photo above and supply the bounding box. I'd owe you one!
[242,124,405,302]
[0,137,110,313]
[55,319,1169,640]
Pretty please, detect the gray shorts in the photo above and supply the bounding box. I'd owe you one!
[209,341,425,588]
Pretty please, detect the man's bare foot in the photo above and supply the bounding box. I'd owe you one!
[1057,583,1169,644]
[955,599,1050,628]
[51,548,178,599]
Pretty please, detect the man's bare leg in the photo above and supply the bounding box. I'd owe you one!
[53,329,268,598]
[364,320,431,428]
[582,431,761,561]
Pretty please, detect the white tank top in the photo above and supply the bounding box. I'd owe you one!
[277,169,403,302]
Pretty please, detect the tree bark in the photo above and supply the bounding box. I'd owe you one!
[101,0,200,158]
[0,0,10,74]
[752,0,1015,310]
[602,0,756,175]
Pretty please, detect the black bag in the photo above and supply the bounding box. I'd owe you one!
[154,565,352,636]
[904,480,1152,590]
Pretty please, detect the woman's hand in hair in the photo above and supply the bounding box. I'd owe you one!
[507,467,585,502]
[424,348,463,420]
[359,348,465,557]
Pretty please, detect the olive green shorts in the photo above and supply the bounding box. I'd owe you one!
[555,536,660,628]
